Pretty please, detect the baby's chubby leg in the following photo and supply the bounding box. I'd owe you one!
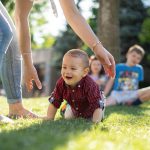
[64,106,75,119]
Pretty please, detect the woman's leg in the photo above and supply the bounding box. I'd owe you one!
[0,2,22,103]
[0,2,37,118]
[0,12,13,62]
[0,7,13,123]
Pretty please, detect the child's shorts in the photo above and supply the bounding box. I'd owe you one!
[110,90,138,104]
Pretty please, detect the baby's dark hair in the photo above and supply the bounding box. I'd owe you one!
[128,44,145,58]
[65,49,89,68]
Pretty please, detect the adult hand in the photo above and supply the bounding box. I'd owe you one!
[23,64,42,92]
[94,47,116,78]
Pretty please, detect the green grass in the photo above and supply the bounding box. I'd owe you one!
[0,96,150,150]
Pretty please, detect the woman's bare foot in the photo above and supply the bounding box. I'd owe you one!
[8,102,38,119]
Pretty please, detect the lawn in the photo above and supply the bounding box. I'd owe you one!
[0,96,150,150]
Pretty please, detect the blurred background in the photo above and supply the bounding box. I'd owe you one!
[1,0,150,97]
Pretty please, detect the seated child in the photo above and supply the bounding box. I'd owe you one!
[104,44,150,106]
[46,49,105,123]
[89,55,108,90]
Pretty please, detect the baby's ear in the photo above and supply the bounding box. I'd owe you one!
[83,67,89,77]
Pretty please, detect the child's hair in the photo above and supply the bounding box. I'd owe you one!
[65,49,89,68]
[128,44,145,58]
[89,55,104,75]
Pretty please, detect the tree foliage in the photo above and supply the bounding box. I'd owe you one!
[29,1,55,50]
[119,0,146,55]
[139,8,150,44]
[1,0,14,14]
[2,0,55,50]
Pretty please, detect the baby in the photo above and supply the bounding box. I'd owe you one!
[47,49,105,123]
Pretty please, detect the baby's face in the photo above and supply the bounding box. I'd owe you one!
[61,55,88,87]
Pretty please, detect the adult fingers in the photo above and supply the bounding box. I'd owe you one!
[103,51,116,78]
[102,55,112,77]
[34,72,42,89]
[26,80,33,92]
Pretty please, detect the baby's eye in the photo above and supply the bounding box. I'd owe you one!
[71,68,76,70]
[62,66,67,69]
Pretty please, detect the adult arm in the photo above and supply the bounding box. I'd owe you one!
[14,0,42,91]
[59,0,115,78]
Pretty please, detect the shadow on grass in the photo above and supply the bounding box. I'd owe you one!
[106,101,150,117]
[0,118,93,150]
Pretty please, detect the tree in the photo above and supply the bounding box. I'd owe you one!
[98,0,120,63]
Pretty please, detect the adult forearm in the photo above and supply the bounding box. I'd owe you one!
[67,13,100,49]
[15,17,33,65]
[15,18,31,54]
[60,0,104,51]
[15,0,33,66]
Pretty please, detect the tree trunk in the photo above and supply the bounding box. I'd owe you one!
[98,0,120,63]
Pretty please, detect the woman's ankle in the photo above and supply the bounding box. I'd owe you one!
[9,102,24,115]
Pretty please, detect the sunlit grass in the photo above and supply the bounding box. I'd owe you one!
[0,96,150,150]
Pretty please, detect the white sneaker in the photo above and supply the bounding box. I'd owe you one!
[100,91,106,121]
[101,108,105,121]
[0,115,14,124]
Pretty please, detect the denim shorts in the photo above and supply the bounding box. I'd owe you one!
[110,90,138,104]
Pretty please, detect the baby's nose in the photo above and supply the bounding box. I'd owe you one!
[65,70,72,75]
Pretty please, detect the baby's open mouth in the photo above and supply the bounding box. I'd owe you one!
[65,76,72,80]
